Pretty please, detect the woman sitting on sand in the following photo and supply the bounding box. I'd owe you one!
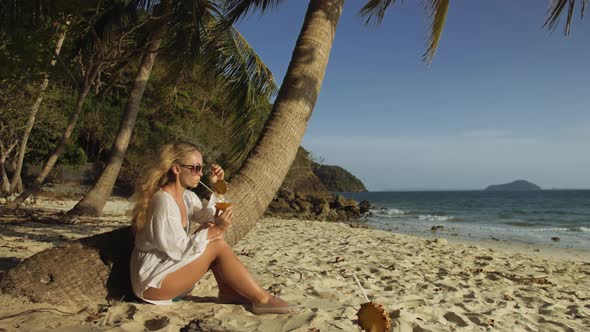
[130,141,298,314]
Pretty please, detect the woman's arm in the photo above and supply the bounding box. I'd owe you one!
[209,206,233,239]
[206,225,225,240]
[192,206,233,240]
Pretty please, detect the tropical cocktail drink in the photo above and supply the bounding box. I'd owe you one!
[215,201,232,210]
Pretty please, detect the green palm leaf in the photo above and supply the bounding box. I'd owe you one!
[358,0,398,25]
[544,0,587,36]
[422,0,449,65]
[158,0,221,102]
[359,0,449,65]
[222,0,288,25]
[205,26,277,169]
[158,2,277,170]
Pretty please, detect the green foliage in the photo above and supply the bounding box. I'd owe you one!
[312,163,367,193]
[280,147,324,194]
[112,62,273,193]
[280,146,367,194]
[63,145,87,165]
[25,86,75,163]
[0,30,53,81]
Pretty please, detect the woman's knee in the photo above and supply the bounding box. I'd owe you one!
[210,238,231,249]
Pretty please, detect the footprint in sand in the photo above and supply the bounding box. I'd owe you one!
[144,316,170,331]
[443,312,469,327]
[466,314,495,327]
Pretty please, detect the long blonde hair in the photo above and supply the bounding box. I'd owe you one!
[131,141,200,233]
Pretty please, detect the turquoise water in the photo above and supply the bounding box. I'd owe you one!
[341,190,590,250]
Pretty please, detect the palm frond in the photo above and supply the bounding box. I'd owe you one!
[422,0,449,65]
[222,0,287,26]
[358,0,398,25]
[157,2,276,168]
[158,0,221,105]
[544,0,587,36]
[202,25,277,169]
[74,0,157,52]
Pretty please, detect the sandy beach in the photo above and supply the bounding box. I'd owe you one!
[1,196,589,331]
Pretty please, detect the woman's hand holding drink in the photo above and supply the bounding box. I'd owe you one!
[214,205,233,231]
[200,162,234,234]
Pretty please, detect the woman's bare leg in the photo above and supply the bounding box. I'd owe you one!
[143,239,271,304]
[212,262,250,304]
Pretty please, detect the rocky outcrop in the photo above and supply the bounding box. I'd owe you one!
[266,189,371,221]
[268,147,371,221]
[312,164,367,192]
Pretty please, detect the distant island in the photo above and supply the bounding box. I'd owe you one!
[484,180,542,191]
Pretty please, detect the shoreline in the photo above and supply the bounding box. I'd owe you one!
[3,193,589,265]
[359,224,590,263]
[1,197,590,331]
[445,236,590,263]
[4,194,590,263]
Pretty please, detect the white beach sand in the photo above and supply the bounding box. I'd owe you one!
[1,196,589,331]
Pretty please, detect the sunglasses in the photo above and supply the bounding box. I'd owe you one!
[179,164,204,174]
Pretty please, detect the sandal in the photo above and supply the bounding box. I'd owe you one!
[251,295,301,315]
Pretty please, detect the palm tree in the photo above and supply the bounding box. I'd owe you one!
[66,0,277,217]
[216,0,449,246]
[8,16,71,194]
[221,0,588,246]
[65,2,170,217]
[0,0,345,303]
[220,0,346,245]
[1,0,585,305]
[1,0,103,195]
[9,4,135,207]
[9,60,102,207]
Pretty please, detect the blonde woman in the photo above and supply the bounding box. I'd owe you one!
[130,141,298,314]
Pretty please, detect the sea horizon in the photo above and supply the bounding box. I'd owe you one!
[341,190,590,251]
[369,188,590,192]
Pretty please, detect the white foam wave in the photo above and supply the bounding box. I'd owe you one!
[537,226,590,232]
[537,227,569,232]
[386,208,406,215]
[418,215,454,222]
[372,208,406,215]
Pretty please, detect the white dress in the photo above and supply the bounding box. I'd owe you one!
[130,189,218,305]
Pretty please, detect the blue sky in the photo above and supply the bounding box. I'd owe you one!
[236,1,590,191]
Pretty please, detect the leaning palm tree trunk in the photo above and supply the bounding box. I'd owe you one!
[0,0,343,305]
[10,63,102,208]
[66,30,164,217]
[224,0,343,245]
[10,19,70,194]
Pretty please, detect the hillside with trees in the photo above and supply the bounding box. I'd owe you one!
[312,163,367,192]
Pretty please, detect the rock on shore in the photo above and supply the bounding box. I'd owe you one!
[265,189,371,221]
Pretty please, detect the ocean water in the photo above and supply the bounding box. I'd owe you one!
[341,190,590,250]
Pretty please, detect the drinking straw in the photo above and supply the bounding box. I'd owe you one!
[353,272,370,302]
[199,181,214,194]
